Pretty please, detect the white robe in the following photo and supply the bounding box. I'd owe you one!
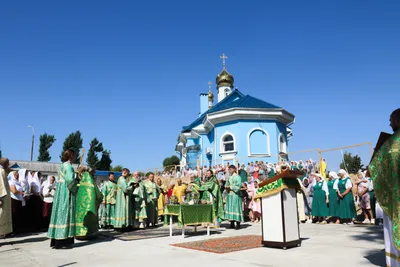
[383,213,400,267]
[0,167,12,236]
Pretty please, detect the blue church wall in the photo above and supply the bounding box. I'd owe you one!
[193,120,288,167]
[186,137,200,169]
[249,129,268,154]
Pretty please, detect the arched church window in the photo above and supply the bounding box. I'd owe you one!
[223,135,234,152]
[279,134,287,153]
[248,129,270,156]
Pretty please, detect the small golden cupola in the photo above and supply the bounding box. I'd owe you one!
[207,81,214,109]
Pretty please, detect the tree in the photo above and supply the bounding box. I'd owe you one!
[162,155,180,171]
[97,150,112,171]
[0,148,2,158]
[37,133,56,162]
[60,131,83,164]
[110,165,123,172]
[86,138,104,169]
[339,152,364,174]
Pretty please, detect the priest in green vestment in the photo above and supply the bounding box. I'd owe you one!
[369,108,400,266]
[199,169,224,223]
[142,172,159,227]
[48,149,79,249]
[114,168,134,230]
[224,165,244,229]
[101,172,117,228]
[75,169,102,239]
[131,172,147,228]
[185,173,201,202]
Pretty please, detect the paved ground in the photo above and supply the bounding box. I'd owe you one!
[0,222,385,267]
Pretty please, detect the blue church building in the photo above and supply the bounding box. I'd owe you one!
[175,55,295,168]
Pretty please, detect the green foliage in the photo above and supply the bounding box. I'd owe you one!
[0,149,2,158]
[97,150,112,171]
[138,172,145,177]
[162,155,180,171]
[339,152,364,174]
[110,165,123,172]
[37,133,56,162]
[60,131,83,164]
[86,138,104,169]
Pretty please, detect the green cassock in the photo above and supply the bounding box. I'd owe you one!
[327,179,339,216]
[200,175,225,221]
[369,129,400,250]
[101,180,117,227]
[75,172,102,237]
[114,176,133,229]
[47,161,78,240]
[142,179,159,226]
[224,173,244,222]
[132,180,147,225]
[311,181,329,217]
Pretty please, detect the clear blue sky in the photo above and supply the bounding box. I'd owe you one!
[1,1,399,172]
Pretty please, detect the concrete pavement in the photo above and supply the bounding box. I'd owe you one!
[0,223,385,267]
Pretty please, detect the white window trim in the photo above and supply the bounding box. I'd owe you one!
[279,133,287,153]
[247,128,271,157]
[220,131,236,154]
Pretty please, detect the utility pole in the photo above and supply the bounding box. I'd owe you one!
[28,126,35,161]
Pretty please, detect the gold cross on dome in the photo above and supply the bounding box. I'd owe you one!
[208,81,212,90]
[220,53,228,68]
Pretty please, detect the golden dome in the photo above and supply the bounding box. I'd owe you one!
[208,90,214,102]
[216,68,234,88]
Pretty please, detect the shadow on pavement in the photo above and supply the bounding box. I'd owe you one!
[0,236,48,246]
[72,236,113,248]
[350,225,383,243]
[349,224,385,266]
[364,249,385,267]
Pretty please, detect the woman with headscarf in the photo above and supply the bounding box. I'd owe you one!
[251,179,262,223]
[311,173,329,224]
[337,169,356,224]
[42,175,56,230]
[0,158,13,237]
[327,171,340,223]
[296,177,307,223]
[48,149,79,249]
[8,171,25,233]
[355,170,373,224]
[16,169,28,232]
[27,171,43,232]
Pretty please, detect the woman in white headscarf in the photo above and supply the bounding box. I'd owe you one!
[17,169,29,232]
[18,169,29,195]
[42,175,56,229]
[327,171,340,223]
[311,173,329,224]
[8,171,25,233]
[26,171,43,231]
[337,169,357,224]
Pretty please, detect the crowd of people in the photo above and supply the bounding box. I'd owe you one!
[0,108,398,266]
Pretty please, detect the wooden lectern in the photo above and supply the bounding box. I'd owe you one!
[255,169,304,250]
